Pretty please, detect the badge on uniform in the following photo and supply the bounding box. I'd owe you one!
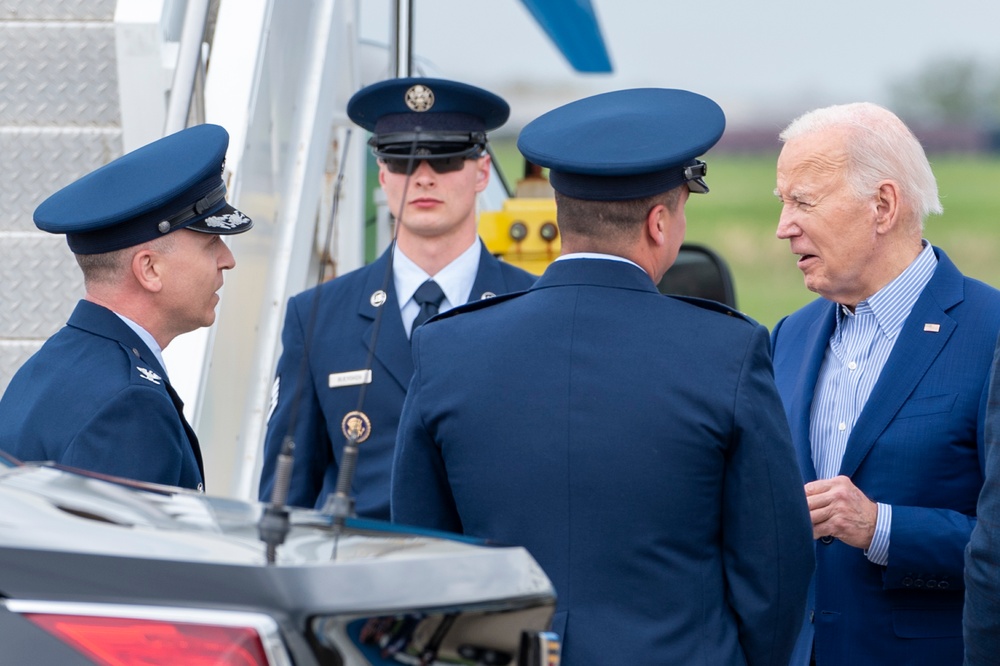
[329,369,372,388]
[341,410,372,443]
[137,367,162,385]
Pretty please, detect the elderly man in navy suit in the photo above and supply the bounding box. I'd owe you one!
[771,102,1000,665]
[0,125,253,490]
[392,88,814,665]
[258,78,535,518]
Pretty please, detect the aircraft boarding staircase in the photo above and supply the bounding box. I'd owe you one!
[0,0,379,499]
[4,0,711,506]
[0,0,118,397]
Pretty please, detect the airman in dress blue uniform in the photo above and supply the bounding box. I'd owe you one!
[257,78,535,518]
[391,88,814,664]
[0,124,252,490]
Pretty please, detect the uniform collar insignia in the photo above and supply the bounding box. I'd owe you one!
[138,367,162,384]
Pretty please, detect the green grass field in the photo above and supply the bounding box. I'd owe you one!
[491,141,1000,329]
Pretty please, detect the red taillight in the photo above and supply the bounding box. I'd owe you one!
[24,614,270,666]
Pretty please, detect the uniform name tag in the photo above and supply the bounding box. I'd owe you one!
[329,369,372,388]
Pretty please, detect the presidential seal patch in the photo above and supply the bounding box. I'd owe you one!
[341,410,372,444]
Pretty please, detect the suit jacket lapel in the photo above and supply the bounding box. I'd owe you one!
[468,244,517,300]
[359,249,413,390]
[792,305,837,483]
[839,249,963,477]
[162,381,206,484]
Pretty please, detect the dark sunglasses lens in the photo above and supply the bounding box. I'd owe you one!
[428,156,467,173]
[383,156,468,175]
[383,157,413,174]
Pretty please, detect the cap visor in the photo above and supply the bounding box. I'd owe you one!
[187,203,253,235]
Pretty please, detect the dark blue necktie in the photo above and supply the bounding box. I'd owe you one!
[412,279,445,330]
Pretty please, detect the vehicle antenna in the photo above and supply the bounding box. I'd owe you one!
[258,129,353,564]
[327,129,423,559]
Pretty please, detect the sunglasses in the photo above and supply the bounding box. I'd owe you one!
[683,160,710,193]
[379,144,484,175]
[382,154,470,175]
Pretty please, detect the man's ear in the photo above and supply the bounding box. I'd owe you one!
[646,204,667,247]
[131,248,163,293]
[473,154,491,193]
[874,180,901,234]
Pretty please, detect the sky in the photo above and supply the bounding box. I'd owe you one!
[359,0,1000,131]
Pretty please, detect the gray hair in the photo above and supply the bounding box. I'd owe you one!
[75,234,176,286]
[779,102,943,224]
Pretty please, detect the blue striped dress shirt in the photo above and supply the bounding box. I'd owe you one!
[809,241,937,564]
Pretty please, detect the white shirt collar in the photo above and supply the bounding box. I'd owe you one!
[394,238,482,337]
[556,252,643,272]
[115,312,167,375]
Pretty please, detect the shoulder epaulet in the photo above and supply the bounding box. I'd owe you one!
[666,294,758,325]
[427,289,529,324]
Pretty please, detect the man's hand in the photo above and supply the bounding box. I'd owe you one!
[804,476,877,549]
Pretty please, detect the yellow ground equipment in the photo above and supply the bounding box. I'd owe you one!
[480,191,738,309]
[480,197,561,276]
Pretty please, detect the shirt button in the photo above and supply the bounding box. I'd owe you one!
[838,422,847,431]
[848,361,857,370]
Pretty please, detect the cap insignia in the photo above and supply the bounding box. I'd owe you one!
[203,210,251,230]
[405,84,434,112]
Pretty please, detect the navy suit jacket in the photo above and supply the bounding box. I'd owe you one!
[392,258,814,665]
[964,334,1000,665]
[771,248,1000,665]
[258,243,535,519]
[0,300,204,489]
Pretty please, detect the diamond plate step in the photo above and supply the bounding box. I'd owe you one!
[0,233,84,339]
[0,128,122,231]
[0,0,116,22]
[0,22,120,126]
[0,0,122,393]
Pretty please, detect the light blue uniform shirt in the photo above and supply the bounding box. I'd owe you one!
[115,311,167,377]
[809,241,937,564]
[394,238,481,339]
